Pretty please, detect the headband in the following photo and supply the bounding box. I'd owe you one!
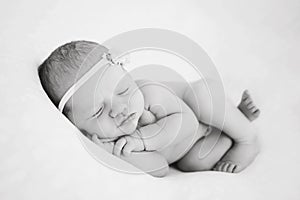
[58,52,115,112]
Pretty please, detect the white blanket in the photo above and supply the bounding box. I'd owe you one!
[1,0,300,199]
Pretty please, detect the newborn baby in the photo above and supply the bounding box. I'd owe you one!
[38,41,261,177]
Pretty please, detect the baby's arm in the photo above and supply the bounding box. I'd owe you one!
[138,111,198,151]
[112,110,198,154]
[137,81,200,151]
[91,134,169,177]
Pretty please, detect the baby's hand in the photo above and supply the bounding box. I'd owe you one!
[138,109,157,126]
[113,131,145,157]
[91,134,114,154]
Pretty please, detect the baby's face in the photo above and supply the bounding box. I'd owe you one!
[67,63,145,140]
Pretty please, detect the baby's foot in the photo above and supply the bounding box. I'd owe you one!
[238,90,260,121]
[214,139,260,173]
[213,90,260,173]
[213,161,237,173]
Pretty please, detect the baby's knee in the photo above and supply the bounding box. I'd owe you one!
[148,165,169,178]
[176,155,213,172]
[218,133,233,147]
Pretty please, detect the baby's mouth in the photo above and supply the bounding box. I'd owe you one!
[118,112,137,127]
[100,137,118,143]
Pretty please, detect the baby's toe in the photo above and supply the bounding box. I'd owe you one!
[232,164,242,173]
[242,90,250,100]
[253,109,261,117]
[221,162,230,172]
[247,102,255,109]
[227,163,236,173]
[217,163,225,171]
[250,106,258,113]
[216,161,229,172]
[214,161,239,173]
[243,98,252,105]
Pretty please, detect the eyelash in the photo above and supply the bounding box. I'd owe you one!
[118,87,130,96]
[93,87,130,118]
[95,106,104,118]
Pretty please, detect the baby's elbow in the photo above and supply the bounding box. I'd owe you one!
[148,165,169,178]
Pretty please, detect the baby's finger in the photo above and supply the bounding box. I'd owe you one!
[103,141,114,148]
[113,138,127,157]
[241,90,249,100]
[244,98,252,105]
[122,142,135,157]
[92,134,101,145]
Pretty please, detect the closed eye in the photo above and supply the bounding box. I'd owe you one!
[117,87,129,96]
[93,105,104,118]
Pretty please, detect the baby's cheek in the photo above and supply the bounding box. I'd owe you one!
[130,90,144,112]
[96,120,117,138]
[84,119,107,138]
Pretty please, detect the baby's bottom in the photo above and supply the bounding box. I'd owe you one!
[175,127,233,172]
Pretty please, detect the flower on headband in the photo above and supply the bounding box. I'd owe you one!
[105,53,115,64]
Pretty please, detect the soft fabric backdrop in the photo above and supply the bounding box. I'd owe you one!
[0,0,299,199]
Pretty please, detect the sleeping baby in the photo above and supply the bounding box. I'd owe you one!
[38,41,261,177]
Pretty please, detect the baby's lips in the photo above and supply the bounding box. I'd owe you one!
[128,112,137,120]
[100,137,118,143]
[117,112,137,127]
[115,114,126,127]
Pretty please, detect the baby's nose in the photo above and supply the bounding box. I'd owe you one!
[109,104,128,118]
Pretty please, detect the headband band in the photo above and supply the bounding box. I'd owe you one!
[58,52,114,112]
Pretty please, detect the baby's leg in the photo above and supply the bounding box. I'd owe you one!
[183,80,261,173]
[214,92,260,173]
[176,90,260,173]
[176,92,261,173]
[176,127,233,172]
[211,90,261,172]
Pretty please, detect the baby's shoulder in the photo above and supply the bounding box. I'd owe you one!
[135,79,179,100]
[135,79,184,116]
